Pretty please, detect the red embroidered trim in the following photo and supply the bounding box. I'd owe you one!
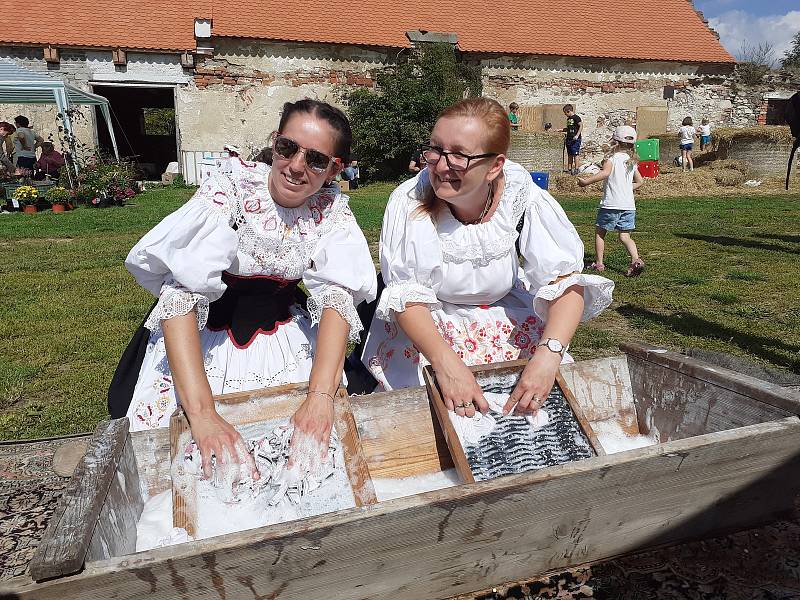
[207,316,295,350]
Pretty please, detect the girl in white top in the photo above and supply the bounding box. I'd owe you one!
[361,98,613,419]
[678,116,696,172]
[578,125,645,277]
[115,99,377,479]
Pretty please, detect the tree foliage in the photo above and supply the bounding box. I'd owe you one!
[346,43,482,180]
[735,41,776,86]
[781,31,800,71]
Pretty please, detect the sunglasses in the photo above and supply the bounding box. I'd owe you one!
[272,134,341,174]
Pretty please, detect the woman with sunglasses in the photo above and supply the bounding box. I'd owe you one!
[112,99,376,480]
[362,98,613,419]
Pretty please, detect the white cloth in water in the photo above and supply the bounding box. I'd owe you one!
[448,391,549,446]
[361,160,614,391]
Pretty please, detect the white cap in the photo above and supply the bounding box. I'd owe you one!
[612,125,637,144]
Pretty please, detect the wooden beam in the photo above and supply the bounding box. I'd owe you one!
[28,419,130,582]
[11,417,800,599]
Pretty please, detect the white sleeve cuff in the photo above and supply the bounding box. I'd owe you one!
[144,283,211,333]
[307,285,363,343]
[533,273,614,323]
[375,281,441,321]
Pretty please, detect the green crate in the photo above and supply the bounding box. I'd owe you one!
[2,181,55,200]
[635,139,660,162]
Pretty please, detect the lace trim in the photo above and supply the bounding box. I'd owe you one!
[532,273,614,323]
[439,172,531,267]
[306,285,363,343]
[144,284,210,333]
[375,282,441,321]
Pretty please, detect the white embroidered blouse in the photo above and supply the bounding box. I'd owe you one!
[376,160,613,322]
[126,158,377,342]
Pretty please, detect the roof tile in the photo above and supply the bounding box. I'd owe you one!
[4,0,734,63]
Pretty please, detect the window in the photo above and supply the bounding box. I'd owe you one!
[141,108,176,136]
[765,98,788,125]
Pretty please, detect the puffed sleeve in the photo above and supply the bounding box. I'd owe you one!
[303,195,378,343]
[374,174,443,321]
[125,172,239,333]
[519,185,614,322]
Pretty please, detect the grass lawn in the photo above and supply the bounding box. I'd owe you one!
[1,183,798,440]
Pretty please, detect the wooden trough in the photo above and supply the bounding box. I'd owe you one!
[4,342,800,599]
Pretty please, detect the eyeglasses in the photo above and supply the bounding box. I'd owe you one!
[272,134,341,174]
[420,144,498,172]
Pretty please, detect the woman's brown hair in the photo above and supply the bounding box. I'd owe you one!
[415,97,510,219]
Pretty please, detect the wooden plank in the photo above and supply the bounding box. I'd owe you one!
[559,356,639,434]
[556,371,605,456]
[334,393,378,506]
[86,436,144,560]
[349,386,454,479]
[28,419,130,582]
[11,417,800,599]
[169,410,194,537]
[422,366,476,484]
[621,342,800,415]
[130,427,172,498]
[621,343,792,442]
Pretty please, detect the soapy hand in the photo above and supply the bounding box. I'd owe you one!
[433,351,489,418]
[188,410,259,483]
[503,350,561,416]
[288,391,334,475]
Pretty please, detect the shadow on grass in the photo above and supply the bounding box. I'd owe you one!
[674,234,800,255]
[753,233,800,245]
[617,304,800,371]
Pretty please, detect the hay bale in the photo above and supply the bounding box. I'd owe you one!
[714,125,793,148]
[710,159,749,174]
[714,171,746,187]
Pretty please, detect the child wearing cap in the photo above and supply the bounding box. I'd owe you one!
[577,125,646,277]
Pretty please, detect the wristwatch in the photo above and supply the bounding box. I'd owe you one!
[537,337,566,356]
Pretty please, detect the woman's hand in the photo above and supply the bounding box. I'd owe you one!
[188,409,259,482]
[503,349,561,416]
[576,177,589,187]
[432,351,489,418]
[289,391,335,472]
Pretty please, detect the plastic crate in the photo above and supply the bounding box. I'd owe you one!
[638,160,659,178]
[635,139,660,162]
[530,171,549,190]
[2,181,55,199]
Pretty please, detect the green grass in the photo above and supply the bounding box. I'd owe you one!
[1,185,799,440]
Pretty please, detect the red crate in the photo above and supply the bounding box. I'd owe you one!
[638,160,659,178]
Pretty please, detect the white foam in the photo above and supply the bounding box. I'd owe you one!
[372,469,462,501]
[592,418,658,454]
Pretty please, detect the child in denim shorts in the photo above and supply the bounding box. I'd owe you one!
[578,125,646,277]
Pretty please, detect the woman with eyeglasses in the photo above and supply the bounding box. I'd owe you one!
[362,98,613,419]
[112,99,376,480]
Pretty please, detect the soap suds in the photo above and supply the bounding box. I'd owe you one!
[592,418,658,454]
[372,469,462,501]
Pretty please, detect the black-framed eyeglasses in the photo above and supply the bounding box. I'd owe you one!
[420,144,498,172]
[272,134,341,174]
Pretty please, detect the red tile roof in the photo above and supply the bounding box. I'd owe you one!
[5,0,734,64]
[2,0,207,52]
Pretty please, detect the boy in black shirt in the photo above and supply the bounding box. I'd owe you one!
[561,104,583,175]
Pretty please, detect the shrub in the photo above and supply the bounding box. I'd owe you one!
[345,43,482,180]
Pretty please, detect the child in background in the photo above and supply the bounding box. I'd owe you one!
[699,118,712,151]
[577,125,646,277]
[508,102,521,130]
[679,117,696,172]
[561,104,582,174]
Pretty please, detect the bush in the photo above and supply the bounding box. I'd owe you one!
[346,43,482,180]
[68,159,139,206]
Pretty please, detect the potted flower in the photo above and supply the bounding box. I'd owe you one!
[44,186,71,213]
[12,185,39,213]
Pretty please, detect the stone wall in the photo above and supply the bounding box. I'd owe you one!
[178,38,389,153]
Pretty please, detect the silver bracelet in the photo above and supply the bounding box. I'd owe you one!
[308,390,335,402]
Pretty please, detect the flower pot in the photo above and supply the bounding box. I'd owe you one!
[52,203,66,213]
[23,205,37,214]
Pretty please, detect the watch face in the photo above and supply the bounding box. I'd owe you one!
[547,339,564,353]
